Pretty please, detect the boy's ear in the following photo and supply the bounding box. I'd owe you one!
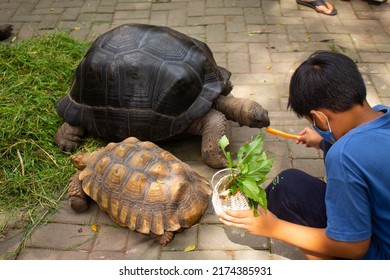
[310,110,328,128]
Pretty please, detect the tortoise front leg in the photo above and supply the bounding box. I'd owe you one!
[55,122,85,152]
[68,172,89,212]
[186,109,227,168]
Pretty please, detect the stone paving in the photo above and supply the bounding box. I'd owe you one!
[0,0,389,260]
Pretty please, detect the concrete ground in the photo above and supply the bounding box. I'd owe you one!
[0,0,389,260]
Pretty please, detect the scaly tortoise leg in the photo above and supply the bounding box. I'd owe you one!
[68,172,89,212]
[186,108,227,169]
[150,231,175,246]
[55,122,85,152]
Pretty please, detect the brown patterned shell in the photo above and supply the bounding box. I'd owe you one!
[78,137,211,235]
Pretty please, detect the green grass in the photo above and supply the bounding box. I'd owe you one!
[0,33,96,235]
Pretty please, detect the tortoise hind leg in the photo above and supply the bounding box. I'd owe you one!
[213,95,270,128]
[186,109,227,168]
[68,172,89,212]
[150,231,175,246]
[55,122,85,151]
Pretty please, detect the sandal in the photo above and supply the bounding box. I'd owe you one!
[296,0,337,16]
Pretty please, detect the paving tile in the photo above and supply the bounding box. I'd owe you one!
[50,200,99,225]
[51,1,83,8]
[270,239,306,260]
[37,14,60,29]
[233,249,288,260]
[162,225,198,251]
[167,9,187,26]
[61,7,81,20]
[25,223,97,251]
[149,10,168,26]
[88,250,125,260]
[162,250,233,260]
[186,15,225,26]
[288,140,323,160]
[206,7,243,16]
[124,231,161,259]
[113,10,150,20]
[369,73,390,97]
[188,1,205,17]
[116,2,151,10]
[228,51,250,73]
[80,1,99,13]
[198,224,267,251]
[206,24,226,42]
[17,248,89,260]
[0,228,24,260]
[292,159,326,178]
[92,225,129,251]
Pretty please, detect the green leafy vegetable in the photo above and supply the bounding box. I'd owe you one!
[218,135,274,216]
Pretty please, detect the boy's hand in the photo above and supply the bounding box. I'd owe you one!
[218,207,278,237]
[296,127,322,149]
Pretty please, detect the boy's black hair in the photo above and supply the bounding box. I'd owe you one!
[287,51,366,118]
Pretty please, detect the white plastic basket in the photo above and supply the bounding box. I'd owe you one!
[211,168,250,215]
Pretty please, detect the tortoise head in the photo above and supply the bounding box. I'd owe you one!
[69,153,88,170]
[70,142,117,170]
[70,153,92,170]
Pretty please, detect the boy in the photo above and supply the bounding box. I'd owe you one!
[218,51,390,259]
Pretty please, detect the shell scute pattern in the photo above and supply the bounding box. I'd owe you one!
[123,172,147,198]
[144,181,169,204]
[76,137,211,236]
[127,149,154,169]
[106,163,127,188]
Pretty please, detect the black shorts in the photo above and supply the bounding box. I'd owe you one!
[265,168,327,228]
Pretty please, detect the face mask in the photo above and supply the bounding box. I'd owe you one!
[312,111,336,144]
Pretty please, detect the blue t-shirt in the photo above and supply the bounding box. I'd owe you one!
[325,105,390,259]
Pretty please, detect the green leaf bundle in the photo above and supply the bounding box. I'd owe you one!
[218,135,274,216]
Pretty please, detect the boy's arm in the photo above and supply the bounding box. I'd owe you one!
[219,208,370,259]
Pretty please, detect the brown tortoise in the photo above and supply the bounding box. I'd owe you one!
[68,137,212,245]
[55,23,270,169]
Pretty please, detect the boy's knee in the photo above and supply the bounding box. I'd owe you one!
[265,168,327,227]
[266,169,306,194]
[266,168,322,208]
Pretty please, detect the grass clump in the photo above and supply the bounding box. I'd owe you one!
[0,33,93,233]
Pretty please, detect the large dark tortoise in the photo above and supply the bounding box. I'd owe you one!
[55,24,270,168]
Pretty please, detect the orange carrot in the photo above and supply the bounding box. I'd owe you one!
[264,127,298,140]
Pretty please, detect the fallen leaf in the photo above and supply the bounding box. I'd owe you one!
[184,245,196,252]
[91,224,100,232]
[74,27,81,30]
[266,66,272,70]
